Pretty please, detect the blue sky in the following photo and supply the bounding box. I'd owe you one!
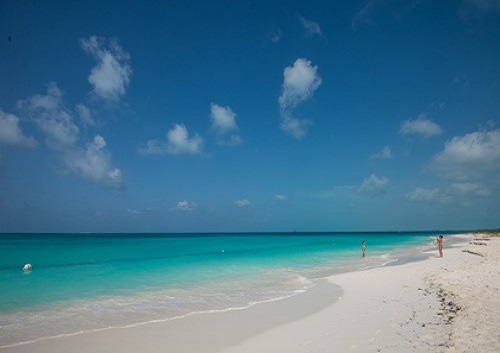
[1,0,499,233]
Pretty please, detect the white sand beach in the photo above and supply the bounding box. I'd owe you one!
[2,233,498,353]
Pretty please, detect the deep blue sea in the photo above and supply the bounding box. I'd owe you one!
[0,232,460,347]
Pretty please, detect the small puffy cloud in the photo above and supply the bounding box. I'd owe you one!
[406,187,441,202]
[142,139,163,155]
[166,124,203,154]
[266,28,283,43]
[80,36,132,102]
[17,82,79,149]
[298,15,323,37]
[63,135,123,190]
[280,116,311,140]
[275,194,287,201]
[170,200,198,212]
[0,109,36,148]
[210,103,242,146]
[358,174,389,195]
[400,114,442,138]
[279,58,322,111]
[278,58,321,139]
[143,124,203,155]
[371,146,392,160]
[234,198,250,208]
[210,103,237,133]
[432,129,500,181]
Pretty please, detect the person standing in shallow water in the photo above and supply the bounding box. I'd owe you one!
[361,240,366,258]
[437,235,443,258]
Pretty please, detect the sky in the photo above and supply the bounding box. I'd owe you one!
[1,0,499,233]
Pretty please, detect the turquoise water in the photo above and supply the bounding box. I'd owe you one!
[0,232,457,347]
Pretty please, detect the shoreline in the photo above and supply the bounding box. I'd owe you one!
[0,232,439,348]
[1,233,498,353]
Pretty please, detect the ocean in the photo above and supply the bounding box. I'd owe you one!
[0,232,459,347]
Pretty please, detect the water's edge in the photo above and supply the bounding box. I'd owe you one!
[0,232,464,348]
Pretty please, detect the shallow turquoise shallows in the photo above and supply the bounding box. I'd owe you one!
[0,232,457,347]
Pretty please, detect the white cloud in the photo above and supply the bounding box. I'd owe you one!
[278,58,321,139]
[15,83,123,190]
[280,115,312,140]
[371,146,392,159]
[406,183,490,205]
[352,1,423,30]
[166,124,203,154]
[409,130,499,206]
[279,58,322,111]
[142,139,163,155]
[17,82,79,149]
[0,109,36,148]
[432,129,500,181]
[235,198,250,208]
[406,187,441,202]
[451,182,490,197]
[170,200,198,212]
[298,15,323,37]
[210,103,237,133]
[75,104,95,127]
[210,103,242,146]
[80,36,132,102]
[268,28,283,43]
[275,194,287,201]
[352,1,376,30]
[358,174,389,195]
[63,135,123,190]
[143,124,203,155]
[127,208,153,216]
[406,129,500,208]
[400,114,442,137]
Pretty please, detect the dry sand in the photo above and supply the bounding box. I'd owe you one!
[426,233,500,353]
[2,233,498,353]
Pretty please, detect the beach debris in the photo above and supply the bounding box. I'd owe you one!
[470,241,487,246]
[433,287,461,325]
[462,249,484,257]
[22,263,32,272]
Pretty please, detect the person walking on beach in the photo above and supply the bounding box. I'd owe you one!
[436,235,443,258]
[361,240,366,258]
